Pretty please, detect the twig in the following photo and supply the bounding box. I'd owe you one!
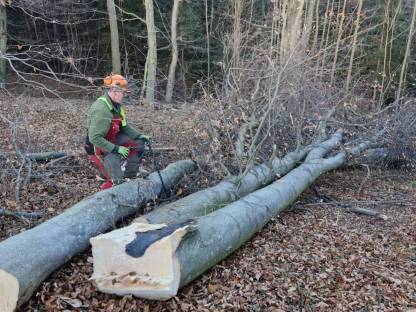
[235,115,258,160]
[45,156,70,168]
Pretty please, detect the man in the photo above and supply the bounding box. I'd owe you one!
[85,74,150,190]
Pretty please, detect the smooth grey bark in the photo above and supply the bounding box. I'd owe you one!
[0,160,195,311]
[165,0,181,103]
[138,146,314,225]
[177,134,372,289]
[91,131,374,299]
[107,0,121,74]
[0,3,6,86]
[144,0,157,104]
[138,132,342,226]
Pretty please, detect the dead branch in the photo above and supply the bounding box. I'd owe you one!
[24,152,68,161]
[0,208,45,219]
[346,207,389,221]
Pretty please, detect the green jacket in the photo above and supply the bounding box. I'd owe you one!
[86,93,143,153]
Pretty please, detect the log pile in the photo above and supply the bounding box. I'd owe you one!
[0,129,385,310]
[89,130,381,300]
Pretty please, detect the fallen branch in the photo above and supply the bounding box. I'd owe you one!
[0,208,45,219]
[24,152,67,161]
[0,160,196,311]
[347,207,388,220]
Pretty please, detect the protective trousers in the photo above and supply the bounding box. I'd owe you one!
[103,134,146,184]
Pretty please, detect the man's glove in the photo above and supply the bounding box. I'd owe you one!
[139,134,150,142]
[117,145,130,158]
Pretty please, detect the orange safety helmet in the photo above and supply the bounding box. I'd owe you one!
[103,74,128,90]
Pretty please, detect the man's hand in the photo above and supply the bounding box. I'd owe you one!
[139,134,150,142]
[118,146,130,158]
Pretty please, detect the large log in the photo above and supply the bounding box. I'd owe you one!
[90,132,355,299]
[0,160,196,312]
[134,130,342,226]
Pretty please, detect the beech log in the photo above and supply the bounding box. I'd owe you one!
[0,160,195,311]
[90,132,358,299]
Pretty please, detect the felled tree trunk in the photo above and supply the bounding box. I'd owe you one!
[0,160,195,312]
[90,132,361,299]
[135,130,342,226]
[136,145,313,225]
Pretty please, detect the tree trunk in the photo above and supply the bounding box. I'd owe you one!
[135,131,342,227]
[144,0,157,105]
[135,144,318,226]
[396,0,416,101]
[346,0,363,92]
[107,0,121,74]
[0,160,195,312]
[90,131,376,300]
[0,3,7,86]
[165,0,181,103]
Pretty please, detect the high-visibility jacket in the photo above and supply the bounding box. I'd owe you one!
[85,93,142,154]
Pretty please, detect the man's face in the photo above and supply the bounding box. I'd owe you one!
[113,89,124,103]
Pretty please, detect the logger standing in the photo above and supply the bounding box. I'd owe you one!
[85,74,150,190]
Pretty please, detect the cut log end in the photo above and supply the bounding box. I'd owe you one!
[90,222,192,300]
[0,269,19,312]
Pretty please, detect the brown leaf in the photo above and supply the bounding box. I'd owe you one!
[207,284,221,294]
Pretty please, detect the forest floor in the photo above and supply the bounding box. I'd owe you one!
[1,96,415,311]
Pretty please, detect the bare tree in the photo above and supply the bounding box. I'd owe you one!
[107,0,121,74]
[165,0,181,103]
[346,0,364,91]
[144,0,157,105]
[0,2,6,86]
[396,0,416,101]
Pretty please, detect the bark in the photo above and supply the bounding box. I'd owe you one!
[0,3,6,86]
[165,0,181,103]
[135,132,341,227]
[0,160,195,311]
[144,0,157,105]
[107,0,121,74]
[136,145,316,226]
[90,131,368,299]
